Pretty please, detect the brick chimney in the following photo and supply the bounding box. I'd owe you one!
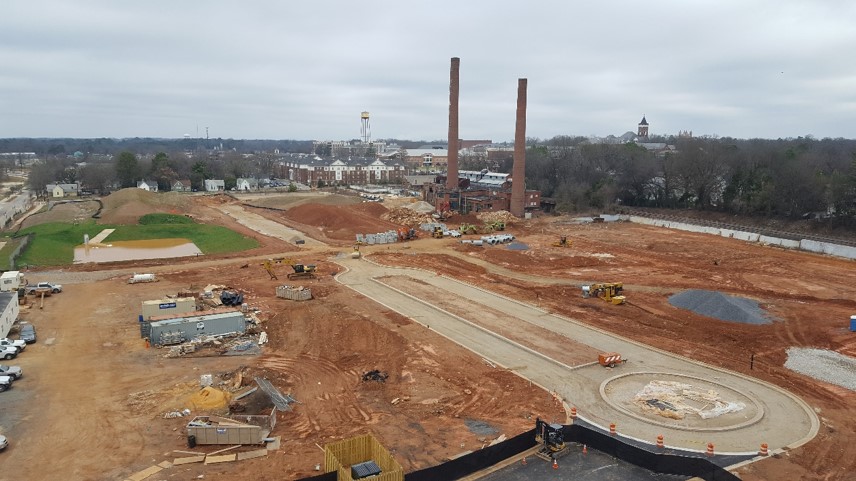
[445,57,460,190]
[509,78,527,218]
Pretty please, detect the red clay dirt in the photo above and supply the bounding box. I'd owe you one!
[9,192,856,481]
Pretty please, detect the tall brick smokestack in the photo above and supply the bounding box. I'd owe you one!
[510,78,527,218]
[445,57,460,190]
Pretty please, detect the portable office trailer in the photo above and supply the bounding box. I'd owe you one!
[0,271,25,292]
[147,310,246,346]
[141,297,196,320]
[186,409,276,445]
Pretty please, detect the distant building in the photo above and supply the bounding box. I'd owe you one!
[172,179,192,192]
[137,179,158,192]
[45,182,79,198]
[204,179,225,192]
[236,178,259,191]
[282,156,405,186]
[400,149,448,172]
[638,115,649,138]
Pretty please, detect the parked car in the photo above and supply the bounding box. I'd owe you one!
[0,347,16,361]
[0,434,7,450]
[18,324,35,344]
[0,339,25,353]
[0,375,12,392]
[0,364,22,380]
[26,282,62,294]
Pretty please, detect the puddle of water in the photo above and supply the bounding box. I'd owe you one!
[74,238,202,263]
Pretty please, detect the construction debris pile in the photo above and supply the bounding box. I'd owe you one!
[634,380,746,420]
[381,207,434,226]
[362,370,389,383]
[477,210,516,224]
[166,333,261,358]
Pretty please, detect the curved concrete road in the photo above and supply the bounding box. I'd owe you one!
[335,257,819,455]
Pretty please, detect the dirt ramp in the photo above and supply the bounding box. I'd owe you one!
[283,202,401,240]
[99,188,192,224]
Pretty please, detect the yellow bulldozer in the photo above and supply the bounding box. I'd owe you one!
[432,226,445,239]
[582,282,625,305]
[552,236,572,248]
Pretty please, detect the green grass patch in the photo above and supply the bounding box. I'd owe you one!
[15,219,259,267]
[139,213,195,225]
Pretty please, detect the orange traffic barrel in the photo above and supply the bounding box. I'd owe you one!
[759,443,769,456]
[609,423,616,435]
[570,407,577,419]
[706,443,715,457]
[656,435,664,449]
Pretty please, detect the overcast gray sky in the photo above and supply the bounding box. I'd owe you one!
[2,1,854,141]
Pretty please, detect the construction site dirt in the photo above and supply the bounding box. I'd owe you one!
[4,191,856,481]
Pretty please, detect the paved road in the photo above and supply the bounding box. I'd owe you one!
[335,257,819,455]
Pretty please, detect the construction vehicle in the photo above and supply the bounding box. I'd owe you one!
[432,226,445,239]
[459,223,478,235]
[398,228,417,241]
[552,236,572,248]
[484,220,505,232]
[351,244,361,259]
[534,418,566,460]
[598,352,626,368]
[582,282,625,305]
[262,258,318,280]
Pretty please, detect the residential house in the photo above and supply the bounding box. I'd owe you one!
[137,180,158,192]
[172,179,192,192]
[204,179,225,192]
[236,178,259,191]
[45,182,79,198]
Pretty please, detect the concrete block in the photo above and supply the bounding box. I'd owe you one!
[204,454,237,464]
[237,449,269,460]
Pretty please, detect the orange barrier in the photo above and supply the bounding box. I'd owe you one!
[706,443,715,457]
[759,443,768,456]
[656,434,664,449]
[609,423,616,435]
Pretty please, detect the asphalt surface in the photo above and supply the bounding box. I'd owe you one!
[334,257,819,455]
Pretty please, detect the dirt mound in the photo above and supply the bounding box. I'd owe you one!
[668,289,774,324]
[99,188,192,224]
[186,386,232,412]
[284,202,402,240]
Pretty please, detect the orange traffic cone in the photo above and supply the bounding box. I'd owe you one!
[582,444,588,455]
[521,456,527,465]
[552,458,558,469]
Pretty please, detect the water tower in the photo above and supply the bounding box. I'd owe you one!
[360,111,371,143]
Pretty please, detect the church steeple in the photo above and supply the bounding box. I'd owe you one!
[637,115,649,137]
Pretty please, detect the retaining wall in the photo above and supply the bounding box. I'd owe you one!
[294,425,742,481]
[627,216,856,260]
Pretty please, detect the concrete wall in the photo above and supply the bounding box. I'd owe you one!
[627,216,856,260]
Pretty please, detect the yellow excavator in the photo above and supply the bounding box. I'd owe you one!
[262,258,318,280]
[583,282,625,305]
[552,236,572,248]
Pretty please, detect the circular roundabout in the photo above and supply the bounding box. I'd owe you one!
[599,372,765,432]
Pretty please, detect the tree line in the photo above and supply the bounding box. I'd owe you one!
[470,136,856,222]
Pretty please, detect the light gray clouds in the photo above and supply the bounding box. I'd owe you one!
[2,1,854,140]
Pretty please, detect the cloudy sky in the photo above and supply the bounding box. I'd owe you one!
[2,1,854,141]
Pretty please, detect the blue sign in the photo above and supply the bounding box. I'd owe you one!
[159,302,177,309]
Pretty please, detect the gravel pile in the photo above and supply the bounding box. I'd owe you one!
[785,348,856,391]
[668,289,773,324]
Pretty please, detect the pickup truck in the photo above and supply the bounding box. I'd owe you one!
[26,282,62,294]
[0,338,25,353]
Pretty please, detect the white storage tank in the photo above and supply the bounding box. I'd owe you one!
[129,273,158,284]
